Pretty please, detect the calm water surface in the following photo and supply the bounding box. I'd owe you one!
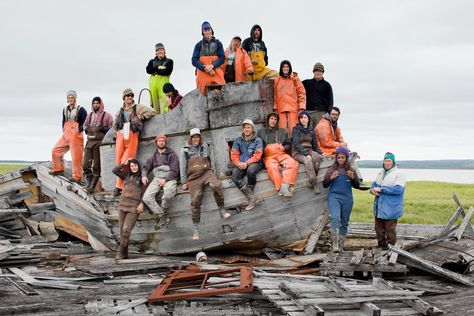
[358,168,474,184]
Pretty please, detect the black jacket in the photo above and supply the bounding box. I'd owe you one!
[146,57,174,76]
[292,122,322,156]
[62,105,88,132]
[302,78,333,112]
[242,24,268,66]
[256,113,291,153]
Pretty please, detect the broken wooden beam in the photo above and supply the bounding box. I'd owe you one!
[8,267,81,290]
[389,244,474,286]
[451,193,474,235]
[27,202,56,213]
[0,182,28,196]
[303,208,329,255]
[454,207,474,240]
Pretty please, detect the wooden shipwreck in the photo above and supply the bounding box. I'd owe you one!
[11,81,361,255]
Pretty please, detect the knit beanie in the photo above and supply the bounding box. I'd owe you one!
[335,147,350,158]
[155,43,165,51]
[122,88,134,100]
[67,90,77,99]
[201,21,214,35]
[162,83,175,94]
[298,111,311,120]
[155,134,167,143]
[313,62,324,72]
[242,119,255,129]
[384,152,396,164]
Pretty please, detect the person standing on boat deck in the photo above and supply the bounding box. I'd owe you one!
[370,152,406,249]
[50,90,87,183]
[113,88,157,196]
[315,106,347,156]
[302,62,334,127]
[146,43,173,114]
[141,134,179,228]
[274,60,306,136]
[82,96,113,194]
[162,83,183,111]
[242,24,278,80]
[292,111,324,194]
[231,119,263,210]
[192,21,226,95]
[223,36,254,83]
[179,128,231,240]
[112,158,145,260]
[323,147,360,252]
[257,112,298,198]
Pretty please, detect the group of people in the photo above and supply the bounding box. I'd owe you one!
[49,21,406,258]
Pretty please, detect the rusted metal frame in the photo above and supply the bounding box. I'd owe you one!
[148,267,253,302]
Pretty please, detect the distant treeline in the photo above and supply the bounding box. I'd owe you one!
[357,160,474,170]
[0,160,39,164]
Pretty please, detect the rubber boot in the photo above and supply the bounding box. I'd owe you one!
[115,235,129,259]
[313,168,321,194]
[331,229,340,252]
[338,235,346,251]
[85,175,100,194]
[113,188,122,197]
[192,223,200,240]
[219,206,231,219]
[240,186,258,211]
[83,174,93,188]
[279,183,293,198]
[49,170,64,176]
[155,199,170,229]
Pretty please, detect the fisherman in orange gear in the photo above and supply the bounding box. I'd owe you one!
[50,90,87,183]
[113,88,157,196]
[257,112,299,198]
[273,60,306,136]
[223,36,253,83]
[191,21,225,95]
[315,106,348,156]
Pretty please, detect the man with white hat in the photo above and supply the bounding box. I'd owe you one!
[141,134,179,228]
[179,128,230,240]
[50,90,88,183]
[230,119,263,210]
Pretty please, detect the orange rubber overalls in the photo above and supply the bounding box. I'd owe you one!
[263,143,299,190]
[115,130,139,190]
[52,107,84,181]
[196,55,225,95]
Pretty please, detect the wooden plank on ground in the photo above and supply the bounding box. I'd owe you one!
[27,202,55,213]
[8,267,80,290]
[360,302,381,316]
[454,207,474,240]
[7,190,33,205]
[350,249,365,265]
[303,209,329,255]
[280,282,325,315]
[0,182,28,197]
[452,193,474,234]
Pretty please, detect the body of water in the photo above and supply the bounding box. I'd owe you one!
[358,168,474,184]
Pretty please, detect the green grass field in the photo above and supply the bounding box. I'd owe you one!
[352,181,474,224]
[0,164,29,174]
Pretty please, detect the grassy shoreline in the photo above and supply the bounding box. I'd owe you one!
[1,164,472,225]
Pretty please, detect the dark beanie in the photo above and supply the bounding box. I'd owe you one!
[92,96,101,104]
[162,83,175,94]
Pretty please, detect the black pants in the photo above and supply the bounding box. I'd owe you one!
[231,163,262,189]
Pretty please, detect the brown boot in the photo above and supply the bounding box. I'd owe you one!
[85,175,100,194]
[331,229,340,252]
[115,244,128,260]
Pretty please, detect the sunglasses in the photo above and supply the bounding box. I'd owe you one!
[125,94,134,98]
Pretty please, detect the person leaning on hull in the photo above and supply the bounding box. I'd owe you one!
[82,96,113,194]
[50,90,87,183]
[141,134,179,229]
[113,88,157,197]
[179,128,231,240]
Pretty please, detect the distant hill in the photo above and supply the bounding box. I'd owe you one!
[0,160,40,164]
[357,160,474,170]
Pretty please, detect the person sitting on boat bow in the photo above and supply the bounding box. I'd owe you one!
[231,119,263,210]
[142,134,179,229]
[315,106,347,156]
[179,128,231,240]
[257,112,299,198]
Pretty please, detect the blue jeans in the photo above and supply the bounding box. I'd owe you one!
[328,195,354,236]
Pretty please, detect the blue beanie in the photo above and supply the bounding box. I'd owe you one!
[335,146,350,158]
[201,21,212,30]
[298,111,311,120]
[162,83,175,94]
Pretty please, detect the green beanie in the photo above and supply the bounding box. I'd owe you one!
[384,152,396,164]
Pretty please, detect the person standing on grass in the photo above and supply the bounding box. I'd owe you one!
[323,147,359,252]
[370,152,406,249]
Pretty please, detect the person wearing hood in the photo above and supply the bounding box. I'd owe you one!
[323,147,360,252]
[231,119,264,210]
[292,111,323,194]
[315,106,348,156]
[179,128,231,240]
[223,36,253,83]
[257,112,298,197]
[141,134,179,229]
[146,43,174,114]
[113,88,157,196]
[112,158,145,259]
[162,83,183,111]
[82,97,113,194]
[242,24,278,80]
[302,62,334,126]
[370,152,407,249]
[191,21,226,95]
[274,60,306,136]
[50,90,88,183]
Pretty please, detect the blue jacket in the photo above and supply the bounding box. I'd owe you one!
[231,133,263,167]
[191,37,225,71]
[371,167,407,219]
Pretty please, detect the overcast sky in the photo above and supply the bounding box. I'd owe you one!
[1,0,473,161]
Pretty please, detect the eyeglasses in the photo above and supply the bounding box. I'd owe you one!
[125,94,134,98]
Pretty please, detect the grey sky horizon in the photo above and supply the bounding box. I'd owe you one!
[1,0,473,161]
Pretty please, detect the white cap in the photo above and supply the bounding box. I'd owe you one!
[190,128,201,136]
[242,119,255,129]
[196,251,207,262]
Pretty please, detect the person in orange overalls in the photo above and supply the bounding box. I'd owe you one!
[223,36,253,83]
[50,90,87,183]
[191,21,225,95]
[113,88,157,196]
[257,112,299,198]
[273,60,306,136]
